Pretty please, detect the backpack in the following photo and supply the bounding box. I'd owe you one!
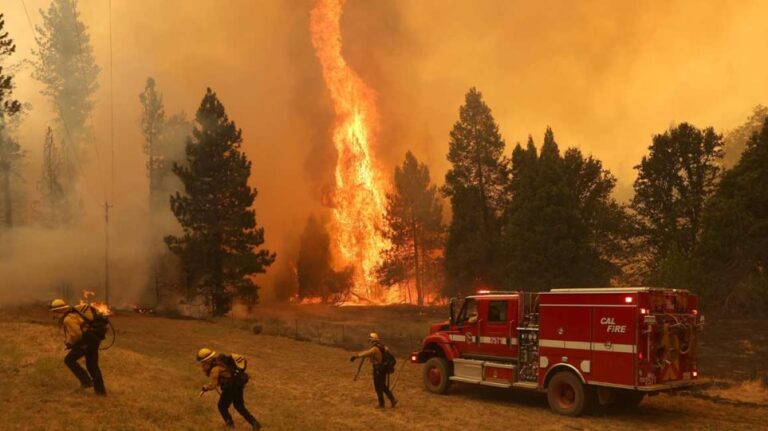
[219,353,249,386]
[376,345,397,374]
[71,305,110,341]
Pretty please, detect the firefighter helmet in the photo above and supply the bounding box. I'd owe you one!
[196,348,216,362]
[368,332,380,343]
[49,298,70,312]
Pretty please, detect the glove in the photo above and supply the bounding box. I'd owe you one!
[349,355,356,362]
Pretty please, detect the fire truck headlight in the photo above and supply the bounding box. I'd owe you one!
[411,355,418,362]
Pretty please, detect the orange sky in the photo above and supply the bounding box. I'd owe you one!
[3,0,767,300]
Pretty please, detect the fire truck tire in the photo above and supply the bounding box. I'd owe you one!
[547,371,596,416]
[423,357,451,394]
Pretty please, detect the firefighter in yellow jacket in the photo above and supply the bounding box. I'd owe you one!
[350,332,398,408]
[48,299,107,395]
[197,348,261,430]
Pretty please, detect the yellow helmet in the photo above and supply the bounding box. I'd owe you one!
[196,348,216,362]
[368,332,380,343]
[49,299,70,312]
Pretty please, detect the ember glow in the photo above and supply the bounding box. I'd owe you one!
[310,0,391,302]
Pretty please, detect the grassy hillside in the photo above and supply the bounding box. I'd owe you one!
[1,306,767,430]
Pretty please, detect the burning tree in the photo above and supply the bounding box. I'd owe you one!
[297,215,353,303]
[165,88,275,316]
[377,152,444,306]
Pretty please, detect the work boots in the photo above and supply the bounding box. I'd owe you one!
[248,417,262,430]
[225,419,235,429]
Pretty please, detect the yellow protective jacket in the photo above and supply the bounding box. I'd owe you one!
[61,305,94,346]
[203,363,233,391]
[355,343,389,366]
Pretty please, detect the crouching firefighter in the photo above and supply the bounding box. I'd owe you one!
[197,348,261,430]
[48,299,108,396]
[350,332,398,408]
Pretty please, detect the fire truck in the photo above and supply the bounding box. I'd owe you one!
[410,287,704,416]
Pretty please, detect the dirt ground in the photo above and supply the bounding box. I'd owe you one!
[1,305,767,430]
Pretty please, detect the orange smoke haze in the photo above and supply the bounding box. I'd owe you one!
[2,0,768,303]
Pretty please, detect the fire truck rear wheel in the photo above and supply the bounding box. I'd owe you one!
[547,371,595,416]
[423,357,451,394]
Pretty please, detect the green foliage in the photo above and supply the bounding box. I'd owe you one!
[502,129,629,291]
[296,215,352,303]
[442,88,509,296]
[631,123,723,286]
[0,18,22,230]
[377,151,444,305]
[695,118,768,314]
[165,88,275,316]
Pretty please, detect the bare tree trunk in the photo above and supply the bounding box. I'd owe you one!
[411,216,423,307]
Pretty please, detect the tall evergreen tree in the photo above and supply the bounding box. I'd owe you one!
[139,77,166,211]
[442,88,509,296]
[695,118,768,313]
[32,0,99,194]
[0,14,22,230]
[38,126,65,226]
[503,128,627,290]
[631,123,723,287]
[377,151,444,306]
[165,89,275,316]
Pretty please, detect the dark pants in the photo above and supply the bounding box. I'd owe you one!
[64,340,106,395]
[373,368,396,407]
[218,384,259,428]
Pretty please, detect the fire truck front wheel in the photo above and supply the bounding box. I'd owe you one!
[423,357,451,394]
[547,371,596,416]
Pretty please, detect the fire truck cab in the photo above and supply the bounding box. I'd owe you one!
[410,287,704,416]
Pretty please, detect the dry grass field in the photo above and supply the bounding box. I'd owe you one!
[1,305,767,430]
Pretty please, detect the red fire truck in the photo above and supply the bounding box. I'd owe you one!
[410,287,704,416]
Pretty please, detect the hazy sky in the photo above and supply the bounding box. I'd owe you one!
[3,0,767,300]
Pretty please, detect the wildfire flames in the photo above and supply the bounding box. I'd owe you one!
[310,0,392,302]
[77,290,113,316]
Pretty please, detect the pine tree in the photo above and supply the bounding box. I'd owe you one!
[38,126,65,226]
[503,128,627,290]
[165,88,275,316]
[442,88,509,296]
[631,123,723,287]
[696,118,768,313]
[377,151,444,306]
[0,14,22,229]
[139,77,166,211]
[32,0,99,192]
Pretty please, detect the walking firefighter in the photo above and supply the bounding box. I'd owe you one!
[350,332,398,408]
[48,299,109,396]
[197,348,261,430]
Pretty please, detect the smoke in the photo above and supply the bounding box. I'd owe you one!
[2,0,768,304]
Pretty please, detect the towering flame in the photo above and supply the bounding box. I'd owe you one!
[310,0,389,301]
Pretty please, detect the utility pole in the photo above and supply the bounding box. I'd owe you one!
[105,201,113,303]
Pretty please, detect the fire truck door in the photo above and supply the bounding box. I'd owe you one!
[478,298,517,358]
[452,298,482,356]
[591,306,636,385]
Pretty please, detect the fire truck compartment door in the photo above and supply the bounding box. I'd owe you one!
[590,306,636,386]
[451,358,484,383]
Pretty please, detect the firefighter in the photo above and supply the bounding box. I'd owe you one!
[48,299,107,396]
[350,332,398,408]
[197,348,261,430]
